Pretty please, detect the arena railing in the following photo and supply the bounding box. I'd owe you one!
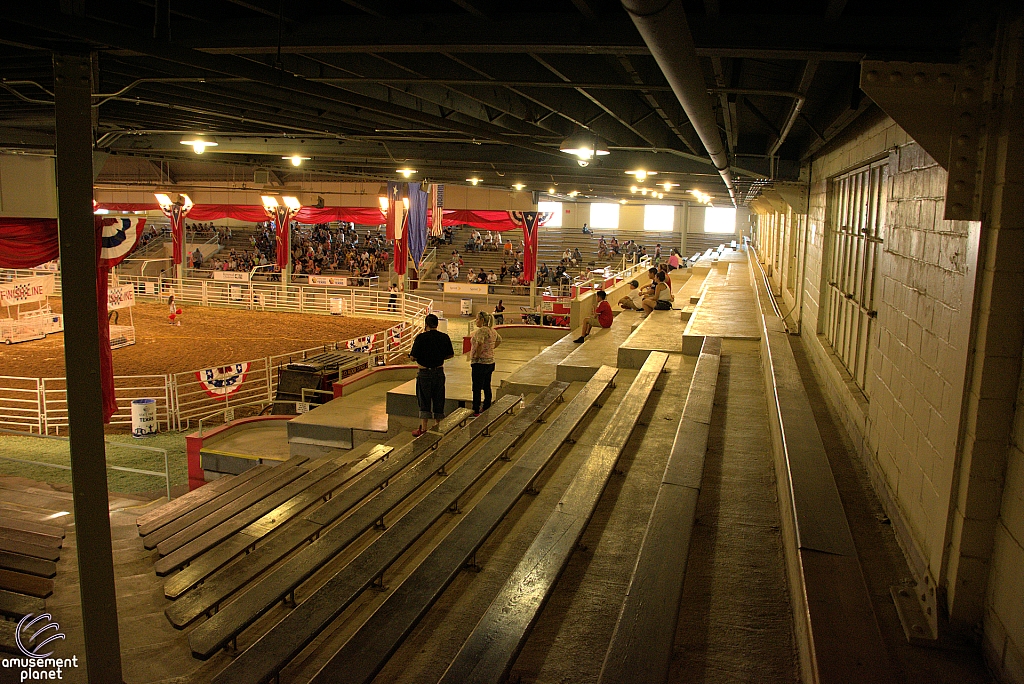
[0,273,431,434]
[39,374,174,436]
[0,376,44,434]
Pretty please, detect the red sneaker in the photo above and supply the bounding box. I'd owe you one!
[412,428,426,437]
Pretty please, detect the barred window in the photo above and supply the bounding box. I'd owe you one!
[824,160,887,392]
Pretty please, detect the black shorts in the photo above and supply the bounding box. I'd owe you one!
[416,367,446,420]
[654,300,672,310]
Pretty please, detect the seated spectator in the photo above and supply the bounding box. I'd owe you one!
[574,290,612,343]
[642,271,673,315]
[668,249,681,270]
[618,280,643,310]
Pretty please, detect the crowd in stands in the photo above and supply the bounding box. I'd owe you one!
[436,249,530,294]
[186,221,391,280]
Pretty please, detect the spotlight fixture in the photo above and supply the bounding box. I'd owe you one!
[283,155,311,167]
[630,186,638,194]
[625,169,657,182]
[559,129,609,161]
[512,183,526,191]
[641,188,648,196]
[619,199,627,205]
[282,196,301,211]
[567,190,580,198]
[548,187,556,194]
[660,181,680,191]
[577,159,590,167]
[466,177,482,185]
[180,136,217,154]
[397,168,417,178]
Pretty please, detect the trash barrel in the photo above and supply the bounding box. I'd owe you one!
[131,398,157,438]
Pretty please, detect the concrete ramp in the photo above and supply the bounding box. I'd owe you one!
[499,333,576,396]
[556,311,643,382]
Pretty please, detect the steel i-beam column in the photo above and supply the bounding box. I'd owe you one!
[53,53,124,683]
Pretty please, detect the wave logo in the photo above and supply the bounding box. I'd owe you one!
[15,614,65,658]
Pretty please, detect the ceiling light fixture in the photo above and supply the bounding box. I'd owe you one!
[625,169,657,182]
[283,155,311,167]
[660,181,680,191]
[559,129,609,161]
[689,189,713,205]
[512,183,526,191]
[567,190,580,198]
[630,185,638,194]
[466,177,482,185]
[619,199,627,205]
[548,187,556,194]
[180,136,217,154]
[397,168,417,178]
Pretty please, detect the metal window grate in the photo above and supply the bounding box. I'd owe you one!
[824,160,887,392]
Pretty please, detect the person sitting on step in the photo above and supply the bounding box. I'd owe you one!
[574,290,613,343]
[618,280,643,310]
[642,270,673,315]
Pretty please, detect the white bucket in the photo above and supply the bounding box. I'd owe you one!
[131,398,157,438]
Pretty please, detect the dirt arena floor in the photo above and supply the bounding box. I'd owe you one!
[0,302,397,379]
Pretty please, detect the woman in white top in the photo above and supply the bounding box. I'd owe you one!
[469,312,502,415]
[642,271,673,315]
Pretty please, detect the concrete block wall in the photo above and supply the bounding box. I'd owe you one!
[780,114,977,591]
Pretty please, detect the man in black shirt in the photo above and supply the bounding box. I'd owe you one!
[409,313,455,436]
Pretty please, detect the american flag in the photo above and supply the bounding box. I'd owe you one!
[429,183,444,237]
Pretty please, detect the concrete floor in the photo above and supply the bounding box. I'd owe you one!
[673,341,799,683]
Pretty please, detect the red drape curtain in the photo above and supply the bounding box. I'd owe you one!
[0,218,60,268]
[95,203,530,231]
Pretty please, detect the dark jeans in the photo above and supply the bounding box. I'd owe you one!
[416,367,446,420]
[471,362,495,413]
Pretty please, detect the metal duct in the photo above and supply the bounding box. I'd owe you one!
[621,0,737,206]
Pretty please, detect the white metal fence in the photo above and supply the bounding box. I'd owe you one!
[0,272,432,434]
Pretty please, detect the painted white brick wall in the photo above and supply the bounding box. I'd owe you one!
[798,116,975,588]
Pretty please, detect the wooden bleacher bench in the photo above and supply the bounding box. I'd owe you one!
[153,444,393,577]
[0,588,43,620]
[209,383,570,684]
[0,527,61,549]
[0,539,58,563]
[161,444,392,592]
[0,569,52,599]
[599,337,722,684]
[156,456,356,574]
[185,395,521,652]
[440,352,669,684]
[143,458,308,550]
[138,465,264,537]
[307,368,619,684]
[0,518,64,540]
[0,551,55,579]
[155,463,310,557]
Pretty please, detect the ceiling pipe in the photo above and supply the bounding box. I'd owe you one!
[621,0,737,206]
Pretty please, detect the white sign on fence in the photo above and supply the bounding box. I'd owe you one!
[0,274,55,306]
[309,275,349,286]
[212,271,251,282]
[107,285,136,310]
[444,282,489,295]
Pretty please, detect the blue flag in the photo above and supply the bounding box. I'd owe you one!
[408,182,429,268]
